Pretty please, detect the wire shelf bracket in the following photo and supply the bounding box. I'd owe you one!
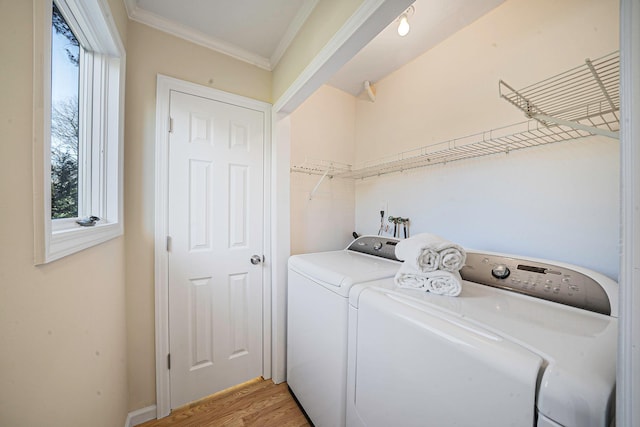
[308,168,330,200]
[291,159,353,199]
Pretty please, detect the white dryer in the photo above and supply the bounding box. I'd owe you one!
[287,236,401,427]
[347,250,618,427]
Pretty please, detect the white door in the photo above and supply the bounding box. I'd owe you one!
[167,90,265,409]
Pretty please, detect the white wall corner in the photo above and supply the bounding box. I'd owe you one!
[124,405,157,427]
[271,113,292,383]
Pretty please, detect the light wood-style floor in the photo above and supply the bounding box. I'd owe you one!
[139,378,311,427]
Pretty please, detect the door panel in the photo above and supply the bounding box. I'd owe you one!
[229,164,248,247]
[168,90,264,409]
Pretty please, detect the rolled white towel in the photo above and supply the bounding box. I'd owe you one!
[394,264,463,297]
[424,270,463,297]
[439,246,466,272]
[395,233,466,273]
[394,263,430,288]
[416,248,440,273]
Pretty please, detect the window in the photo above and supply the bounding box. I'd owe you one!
[51,3,80,219]
[33,0,125,264]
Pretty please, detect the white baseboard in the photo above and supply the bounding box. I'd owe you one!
[124,405,157,427]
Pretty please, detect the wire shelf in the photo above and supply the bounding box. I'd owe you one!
[291,51,620,182]
[291,120,594,180]
[499,51,620,138]
[290,158,352,177]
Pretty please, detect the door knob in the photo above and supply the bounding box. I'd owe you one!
[250,255,262,265]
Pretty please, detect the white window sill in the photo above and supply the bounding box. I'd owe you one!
[42,221,123,264]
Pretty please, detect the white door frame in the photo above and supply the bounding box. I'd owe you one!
[154,74,272,418]
[618,0,640,424]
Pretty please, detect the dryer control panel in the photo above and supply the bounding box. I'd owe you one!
[460,252,617,316]
[347,236,400,261]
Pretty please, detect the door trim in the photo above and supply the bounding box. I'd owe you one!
[618,0,640,424]
[154,74,272,418]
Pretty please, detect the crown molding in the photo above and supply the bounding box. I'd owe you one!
[124,0,271,70]
[124,0,317,71]
[270,0,318,69]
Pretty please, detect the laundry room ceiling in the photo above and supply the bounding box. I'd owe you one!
[329,0,506,96]
[124,0,505,95]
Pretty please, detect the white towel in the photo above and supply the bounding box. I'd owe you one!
[393,269,429,289]
[395,233,466,273]
[439,246,466,272]
[394,263,463,297]
[424,270,463,297]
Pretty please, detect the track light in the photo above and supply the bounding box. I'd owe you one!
[397,6,414,37]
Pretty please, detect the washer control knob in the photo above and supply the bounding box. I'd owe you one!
[373,241,383,251]
[491,264,510,279]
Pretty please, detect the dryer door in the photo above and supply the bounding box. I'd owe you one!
[347,289,543,427]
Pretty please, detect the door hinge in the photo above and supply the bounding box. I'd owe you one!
[167,353,171,370]
[169,117,174,133]
[166,236,172,252]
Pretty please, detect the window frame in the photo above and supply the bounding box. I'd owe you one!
[33,0,125,264]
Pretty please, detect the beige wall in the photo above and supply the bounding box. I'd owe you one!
[354,0,619,162]
[353,0,620,278]
[108,0,128,46]
[124,20,272,410]
[0,1,129,426]
[286,0,619,279]
[272,0,364,102]
[290,85,357,254]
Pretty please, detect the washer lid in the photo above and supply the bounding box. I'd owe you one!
[351,280,617,427]
[351,285,543,427]
[288,250,400,294]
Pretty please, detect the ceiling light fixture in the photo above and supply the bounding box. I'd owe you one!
[397,5,414,37]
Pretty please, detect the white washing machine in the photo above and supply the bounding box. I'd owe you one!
[347,250,618,427]
[287,236,401,427]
